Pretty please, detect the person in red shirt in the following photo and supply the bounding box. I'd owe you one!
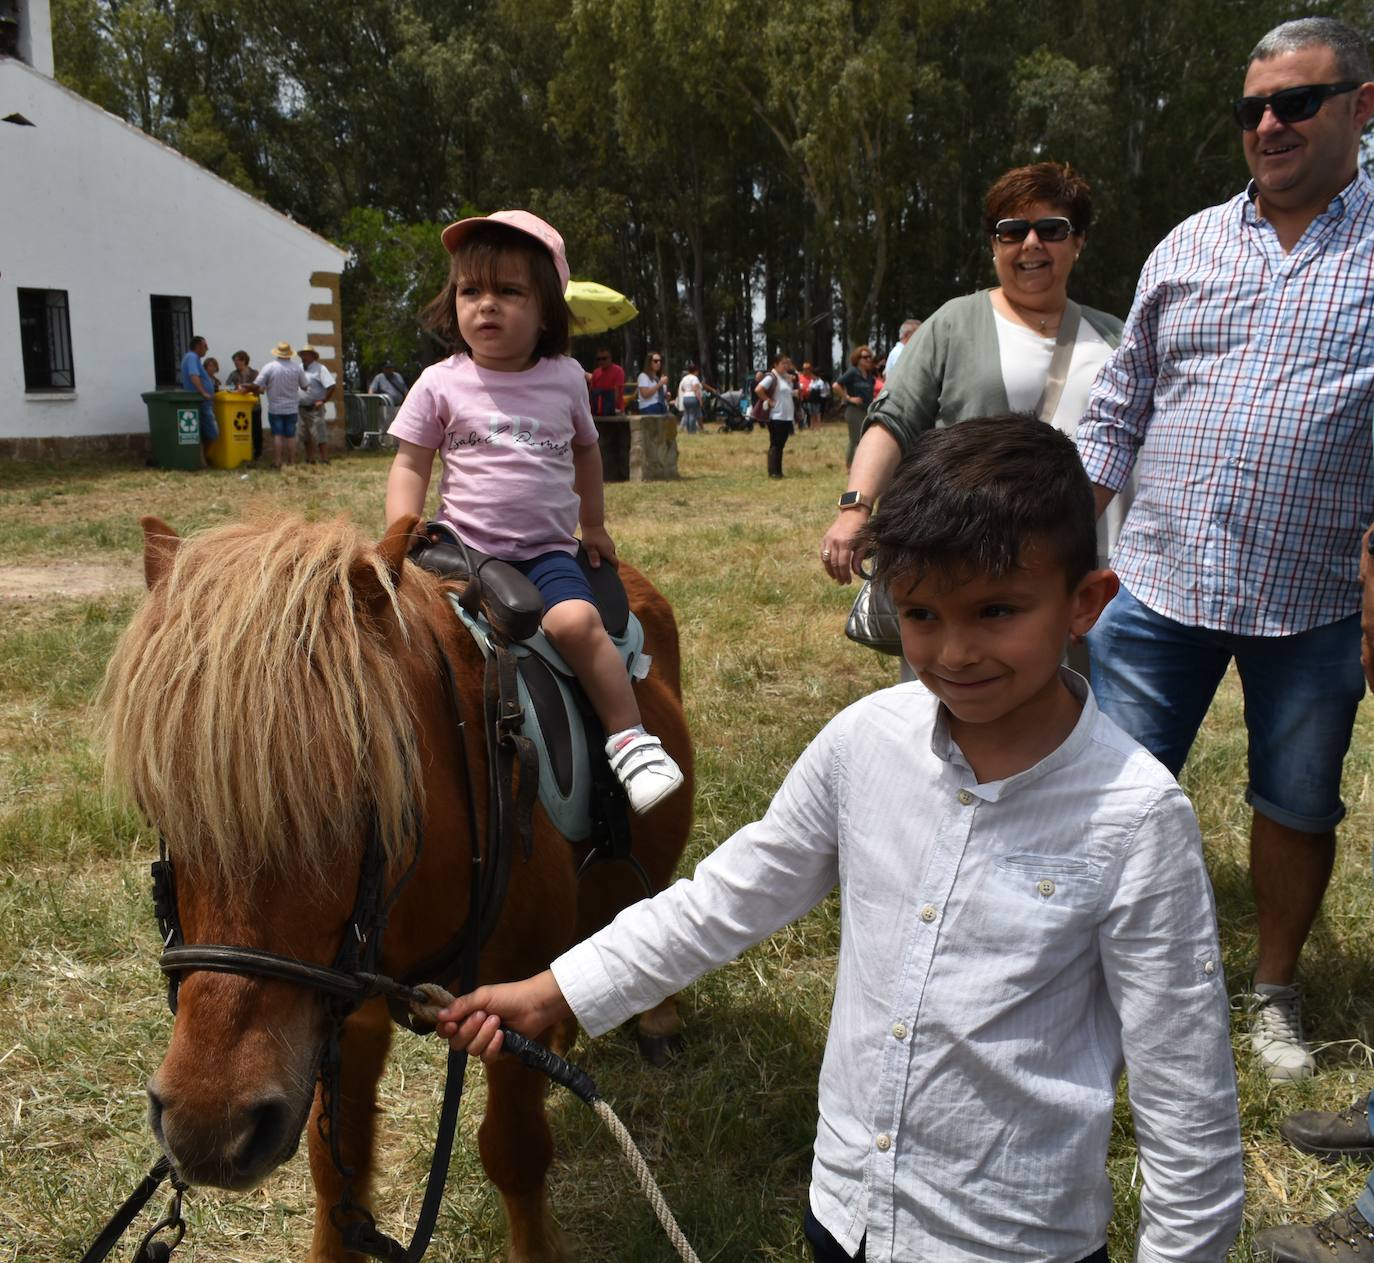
[586,347,626,417]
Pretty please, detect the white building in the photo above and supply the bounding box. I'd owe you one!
[0,0,346,457]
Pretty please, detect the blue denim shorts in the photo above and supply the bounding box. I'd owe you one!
[267,412,298,438]
[512,550,594,611]
[1087,584,1365,831]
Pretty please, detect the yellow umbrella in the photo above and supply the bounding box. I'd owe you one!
[565,280,639,336]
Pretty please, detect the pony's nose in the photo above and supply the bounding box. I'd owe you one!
[230,1095,296,1177]
[148,1077,299,1188]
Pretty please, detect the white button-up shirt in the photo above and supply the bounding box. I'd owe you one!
[553,676,1243,1262]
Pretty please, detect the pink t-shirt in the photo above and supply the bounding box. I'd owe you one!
[390,354,599,560]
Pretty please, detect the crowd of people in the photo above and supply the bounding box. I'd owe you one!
[417,15,1374,1263]
[177,337,419,467]
[177,336,344,466]
[576,342,922,487]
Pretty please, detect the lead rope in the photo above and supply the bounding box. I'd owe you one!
[405,983,702,1263]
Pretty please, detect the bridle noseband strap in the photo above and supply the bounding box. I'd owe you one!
[159,945,378,1004]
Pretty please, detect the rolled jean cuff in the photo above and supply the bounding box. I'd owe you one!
[1246,785,1346,834]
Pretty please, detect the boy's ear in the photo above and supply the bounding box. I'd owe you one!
[1069,567,1119,641]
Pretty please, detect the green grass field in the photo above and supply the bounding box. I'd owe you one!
[2,425,1373,1261]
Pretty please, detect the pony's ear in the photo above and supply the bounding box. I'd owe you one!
[352,516,422,614]
[141,516,182,590]
[377,515,421,586]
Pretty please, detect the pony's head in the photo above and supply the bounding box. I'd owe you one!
[102,513,431,1189]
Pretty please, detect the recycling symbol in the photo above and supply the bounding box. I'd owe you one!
[233,411,250,433]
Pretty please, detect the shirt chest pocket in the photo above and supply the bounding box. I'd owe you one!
[991,854,1103,919]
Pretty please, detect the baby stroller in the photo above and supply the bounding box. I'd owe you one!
[703,386,753,432]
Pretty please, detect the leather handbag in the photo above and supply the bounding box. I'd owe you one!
[844,578,903,656]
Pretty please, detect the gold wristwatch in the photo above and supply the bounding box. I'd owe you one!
[837,491,875,511]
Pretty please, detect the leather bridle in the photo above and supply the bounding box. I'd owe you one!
[85,631,504,1263]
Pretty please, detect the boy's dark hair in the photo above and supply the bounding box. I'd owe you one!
[856,414,1097,590]
[420,222,570,360]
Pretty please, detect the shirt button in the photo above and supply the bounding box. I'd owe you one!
[1036,878,1056,897]
[892,1022,908,1040]
[957,789,974,805]
[875,1133,892,1152]
[919,903,938,923]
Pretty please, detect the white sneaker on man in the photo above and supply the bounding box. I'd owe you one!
[1248,983,1316,1082]
[606,731,684,814]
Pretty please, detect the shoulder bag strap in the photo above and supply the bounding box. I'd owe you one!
[1034,299,1081,424]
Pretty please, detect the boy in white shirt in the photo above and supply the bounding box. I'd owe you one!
[438,414,1244,1262]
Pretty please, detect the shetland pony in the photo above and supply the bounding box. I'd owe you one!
[100,513,694,1262]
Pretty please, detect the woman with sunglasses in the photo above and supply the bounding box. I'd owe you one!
[822,162,1127,593]
[636,351,669,414]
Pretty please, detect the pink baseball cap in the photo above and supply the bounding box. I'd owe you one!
[440,210,570,293]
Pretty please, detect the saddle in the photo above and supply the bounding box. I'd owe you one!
[411,529,649,847]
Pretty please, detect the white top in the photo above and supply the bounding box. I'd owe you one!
[676,372,702,402]
[636,372,663,407]
[553,674,1243,1263]
[760,370,794,422]
[255,358,306,413]
[300,359,336,406]
[993,311,1132,561]
[883,339,905,377]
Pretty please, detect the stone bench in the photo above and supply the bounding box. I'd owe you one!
[593,413,679,482]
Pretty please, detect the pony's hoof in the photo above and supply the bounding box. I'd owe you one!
[636,1031,684,1067]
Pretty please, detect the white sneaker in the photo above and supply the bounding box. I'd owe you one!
[607,732,684,814]
[1248,983,1316,1082]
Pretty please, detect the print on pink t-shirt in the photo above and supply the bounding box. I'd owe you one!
[388,354,599,560]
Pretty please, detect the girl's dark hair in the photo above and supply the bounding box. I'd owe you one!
[420,222,569,360]
[856,414,1098,591]
[982,162,1094,237]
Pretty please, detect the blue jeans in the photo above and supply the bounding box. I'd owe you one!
[680,397,700,433]
[1087,585,1364,831]
[198,399,218,442]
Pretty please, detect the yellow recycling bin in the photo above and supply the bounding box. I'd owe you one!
[206,391,256,469]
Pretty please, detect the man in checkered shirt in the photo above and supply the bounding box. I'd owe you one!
[1075,17,1374,1088]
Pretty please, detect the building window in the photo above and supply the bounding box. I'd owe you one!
[17,288,75,391]
[150,295,194,387]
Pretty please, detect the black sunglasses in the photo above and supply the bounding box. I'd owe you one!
[993,217,1076,244]
[1232,81,1359,130]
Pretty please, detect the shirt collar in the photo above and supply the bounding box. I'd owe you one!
[1242,169,1372,226]
[929,668,1098,801]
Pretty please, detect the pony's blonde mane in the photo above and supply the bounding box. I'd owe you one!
[101,515,421,883]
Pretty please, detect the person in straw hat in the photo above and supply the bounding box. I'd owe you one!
[253,342,307,468]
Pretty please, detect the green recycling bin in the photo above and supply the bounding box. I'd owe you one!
[142,390,206,471]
